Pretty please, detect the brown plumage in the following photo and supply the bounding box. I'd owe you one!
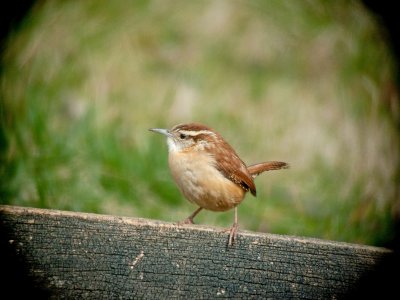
[248,161,289,178]
[149,123,289,246]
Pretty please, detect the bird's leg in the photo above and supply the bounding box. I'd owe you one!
[178,207,203,225]
[228,207,239,246]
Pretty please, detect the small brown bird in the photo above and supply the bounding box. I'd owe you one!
[149,123,288,245]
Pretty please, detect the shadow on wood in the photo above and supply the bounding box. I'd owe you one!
[0,205,396,299]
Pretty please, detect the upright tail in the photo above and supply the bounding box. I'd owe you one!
[247,161,289,178]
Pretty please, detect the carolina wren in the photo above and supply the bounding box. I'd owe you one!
[149,123,288,246]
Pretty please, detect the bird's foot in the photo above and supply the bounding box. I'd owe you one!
[176,217,194,226]
[227,222,239,246]
[176,207,203,226]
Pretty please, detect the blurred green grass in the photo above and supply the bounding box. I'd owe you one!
[1,0,399,246]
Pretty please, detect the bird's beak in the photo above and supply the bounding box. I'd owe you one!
[149,128,171,137]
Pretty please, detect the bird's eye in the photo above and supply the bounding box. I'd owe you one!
[179,133,186,139]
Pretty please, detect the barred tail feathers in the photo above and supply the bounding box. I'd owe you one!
[247,161,289,178]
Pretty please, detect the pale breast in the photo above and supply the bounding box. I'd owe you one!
[168,151,246,211]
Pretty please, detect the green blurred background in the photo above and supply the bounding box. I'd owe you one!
[1,0,399,247]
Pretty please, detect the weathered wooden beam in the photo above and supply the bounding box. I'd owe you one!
[0,205,396,299]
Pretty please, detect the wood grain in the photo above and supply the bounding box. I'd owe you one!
[0,205,395,299]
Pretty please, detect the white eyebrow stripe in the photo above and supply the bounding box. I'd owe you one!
[178,130,216,137]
